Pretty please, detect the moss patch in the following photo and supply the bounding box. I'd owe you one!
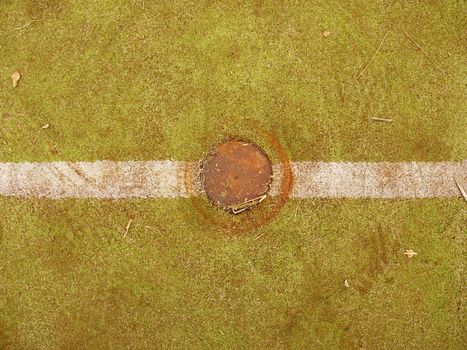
[0,0,466,162]
[0,198,466,349]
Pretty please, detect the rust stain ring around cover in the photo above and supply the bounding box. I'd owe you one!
[183,129,293,234]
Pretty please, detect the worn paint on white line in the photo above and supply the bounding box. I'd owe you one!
[271,161,466,198]
[0,160,465,199]
[0,160,189,199]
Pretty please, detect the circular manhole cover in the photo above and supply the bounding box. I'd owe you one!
[202,140,273,214]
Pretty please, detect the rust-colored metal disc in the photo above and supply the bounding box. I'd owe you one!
[202,140,273,212]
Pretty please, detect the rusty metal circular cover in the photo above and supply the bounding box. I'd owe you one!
[202,140,273,213]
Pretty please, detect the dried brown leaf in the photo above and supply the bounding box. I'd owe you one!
[403,249,417,258]
[12,71,21,87]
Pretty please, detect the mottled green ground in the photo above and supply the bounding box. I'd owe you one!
[0,1,466,349]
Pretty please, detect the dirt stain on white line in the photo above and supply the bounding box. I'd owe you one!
[0,160,189,199]
[0,160,465,200]
[274,161,467,199]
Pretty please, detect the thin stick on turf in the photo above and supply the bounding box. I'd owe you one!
[228,195,267,214]
[255,231,266,240]
[15,19,41,30]
[124,219,133,238]
[372,117,393,122]
[454,178,467,203]
[293,201,302,220]
[404,31,446,74]
[356,29,390,79]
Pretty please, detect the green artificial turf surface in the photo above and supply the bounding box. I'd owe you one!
[0,1,466,349]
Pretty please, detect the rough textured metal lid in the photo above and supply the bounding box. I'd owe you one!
[202,140,273,213]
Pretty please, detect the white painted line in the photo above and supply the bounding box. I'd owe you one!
[271,161,466,198]
[0,160,465,199]
[0,160,190,199]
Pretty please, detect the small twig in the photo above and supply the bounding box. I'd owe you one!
[404,31,446,74]
[454,177,467,203]
[255,231,266,240]
[228,195,267,214]
[293,201,302,220]
[372,117,393,122]
[357,29,390,79]
[15,19,41,30]
[123,219,133,238]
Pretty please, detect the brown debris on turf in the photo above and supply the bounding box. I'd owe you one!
[454,177,467,202]
[228,195,267,214]
[404,31,446,74]
[254,231,267,240]
[11,71,21,87]
[372,117,393,122]
[403,249,417,258]
[15,19,40,30]
[123,219,132,238]
[356,29,389,79]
